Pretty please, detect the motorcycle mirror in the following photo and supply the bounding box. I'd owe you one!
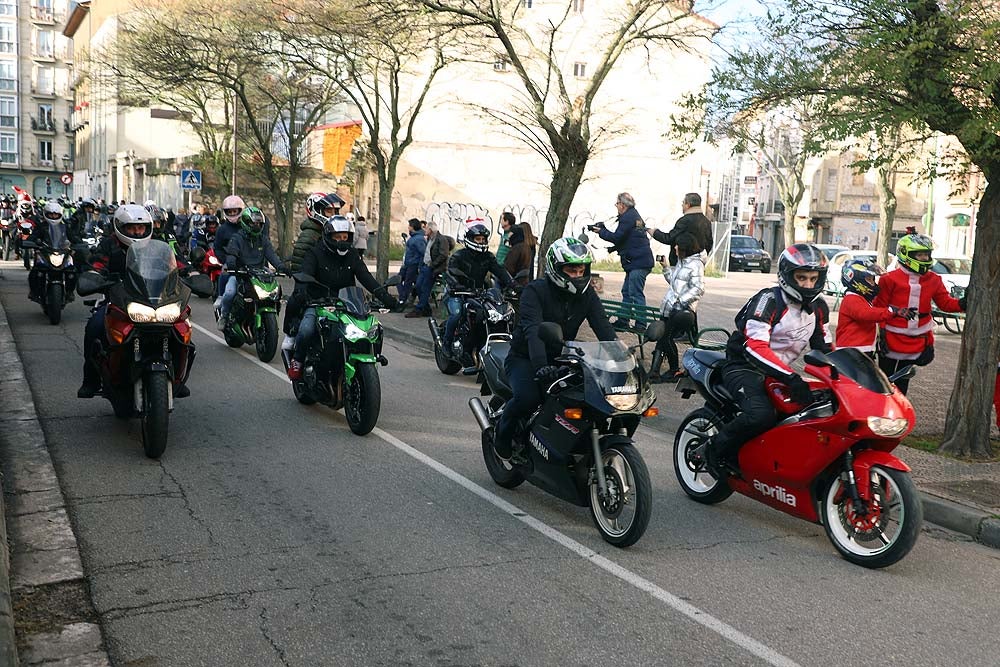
[644,321,666,342]
[183,273,214,298]
[888,364,917,384]
[538,322,564,347]
[385,274,402,287]
[803,350,833,367]
[292,272,317,284]
[76,270,115,296]
[578,231,590,244]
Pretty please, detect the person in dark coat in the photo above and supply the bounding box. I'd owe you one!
[649,192,714,267]
[593,192,654,329]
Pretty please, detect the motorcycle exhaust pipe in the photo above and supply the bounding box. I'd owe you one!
[468,397,491,432]
[427,317,444,348]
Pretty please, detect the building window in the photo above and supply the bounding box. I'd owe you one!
[38,139,51,164]
[573,62,586,78]
[0,96,14,127]
[0,61,14,91]
[34,65,52,94]
[34,29,53,58]
[824,167,838,201]
[37,102,52,129]
[0,23,14,53]
[493,57,509,72]
[31,0,52,21]
[0,132,16,163]
[572,0,584,12]
[0,0,15,16]
[524,0,532,7]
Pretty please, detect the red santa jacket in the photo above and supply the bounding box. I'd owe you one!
[872,267,962,359]
[836,293,893,352]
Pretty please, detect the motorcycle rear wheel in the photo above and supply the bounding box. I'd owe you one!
[223,327,243,348]
[45,283,63,325]
[673,409,733,504]
[821,465,922,569]
[140,373,170,459]
[435,343,461,375]
[292,380,316,405]
[590,444,651,548]
[481,428,524,489]
[344,363,380,435]
[256,312,278,362]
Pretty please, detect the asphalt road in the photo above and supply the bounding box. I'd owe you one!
[2,262,1000,667]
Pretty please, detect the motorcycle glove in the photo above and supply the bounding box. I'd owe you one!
[372,286,398,311]
[535,365,571,388]
[888,305,917,320]
[786,374,814,406]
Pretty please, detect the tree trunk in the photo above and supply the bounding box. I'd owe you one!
[876,167,897,267]
[537,156,588,274]
[374,166,394,283]
[782,190,803,249]
[939,179,1000,458]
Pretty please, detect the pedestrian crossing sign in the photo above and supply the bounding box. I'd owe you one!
[181,169,202,191]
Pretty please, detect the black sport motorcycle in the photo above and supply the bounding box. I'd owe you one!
[22,223,84,325]
[429,285,518,375]
[470,321,665,547]
[77,240,213,459]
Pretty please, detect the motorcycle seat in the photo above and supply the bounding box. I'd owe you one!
[691,349,726,368]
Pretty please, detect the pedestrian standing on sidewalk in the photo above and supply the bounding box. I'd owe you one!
[648,192,714,267]
[872,229,965,394]
[835,258,915,357]
[494,212,515,288]
[354,215,368,258]
[407,220,451,318]
[504,222,536,286]
[593,192,653,330]
[397,218,427,308]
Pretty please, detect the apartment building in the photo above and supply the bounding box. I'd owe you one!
[0,0,75,199]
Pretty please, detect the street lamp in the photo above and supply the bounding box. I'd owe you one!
[60,154,71,196]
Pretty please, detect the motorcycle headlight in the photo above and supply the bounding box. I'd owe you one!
[343,322,371,341]
[253,284,278,300]
[126,302,182,323]
[487,309,508,323]
[604,393,639,411]
[208,255,221,265]
[48,252,65,267]
[867,416,909,437]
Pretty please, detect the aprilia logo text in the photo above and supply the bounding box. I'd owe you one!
[753,479,797,507]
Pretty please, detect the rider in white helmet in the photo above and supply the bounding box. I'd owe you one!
[212,195,247,307]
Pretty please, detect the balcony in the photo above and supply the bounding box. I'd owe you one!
[0,153,17,166]
[30,117,55,133]
[30,83,55,98]
[31,48,55,62]
[29,6,54,23]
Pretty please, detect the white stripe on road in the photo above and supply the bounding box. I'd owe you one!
[191,321,800,667]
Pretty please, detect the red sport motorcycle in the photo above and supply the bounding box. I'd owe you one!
[188,245,223,298]
[77,240,213,459]
[673,347,922,568]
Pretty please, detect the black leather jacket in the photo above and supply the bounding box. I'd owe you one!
[446,247,511,291]
[300,242,380,300]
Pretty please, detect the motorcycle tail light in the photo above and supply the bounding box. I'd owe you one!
[563,408,583,420]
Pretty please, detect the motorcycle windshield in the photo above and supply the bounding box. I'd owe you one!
[825,348,893,394]
[124,240,181,306]
[485,287,504,304]
[47,222,69,249]
[337,286,371,318]
[562,341,636,373]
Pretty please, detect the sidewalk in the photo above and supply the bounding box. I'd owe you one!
[377,268,1000,550]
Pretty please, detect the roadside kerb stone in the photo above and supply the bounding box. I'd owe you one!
[379,315,1000,552]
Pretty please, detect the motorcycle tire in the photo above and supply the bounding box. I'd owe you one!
[344,363,380,436]
[481,428,524,489]
[140,372,170,459]
[23,253,30,270]
[45,283,63,325]
[434,343,461,375]
[589,444,652,548]
[256,312,278,363]
[821,465,922,569]
[223,328,243,348]
[673,408,733,504]
[111,391,133,420]
[292,380,316,405]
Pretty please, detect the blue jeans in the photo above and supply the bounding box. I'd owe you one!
[293,307,318,362]
[219,275,238,317]
[495,354,541,455]
[415,264,434,311]
[621,268,650,320]
[82,303,107,385]
[217,272,231,301]
[442,297,463,346]
[397,263,420,303]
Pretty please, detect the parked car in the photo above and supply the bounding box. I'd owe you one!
[813,244,850,262]
[727,235,771,273]
[824,250,879,306]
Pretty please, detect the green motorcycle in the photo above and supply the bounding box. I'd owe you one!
[283,274,388,435]
[215,267,282,362]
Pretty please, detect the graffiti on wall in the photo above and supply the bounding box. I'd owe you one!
[424,201,493,240]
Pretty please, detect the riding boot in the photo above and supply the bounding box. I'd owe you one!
[648,350,665,382]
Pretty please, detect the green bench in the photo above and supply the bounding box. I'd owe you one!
[599,298,730,355]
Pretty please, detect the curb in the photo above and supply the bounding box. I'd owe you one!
[0,294,109,665]
[379,319,1000,551]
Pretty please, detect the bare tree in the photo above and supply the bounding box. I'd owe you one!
[417,0,715,265]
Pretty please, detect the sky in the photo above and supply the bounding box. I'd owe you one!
[696,0,771,53]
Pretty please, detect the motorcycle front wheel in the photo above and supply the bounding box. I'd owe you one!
[821,465,922,569]
[256,312,278,362]
[140,373,170,459]
[45,283,63,325]
[673,409,733,504]
[344,363,380,435]
[590,444,651,548]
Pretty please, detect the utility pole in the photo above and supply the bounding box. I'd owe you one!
[231,92,238,195]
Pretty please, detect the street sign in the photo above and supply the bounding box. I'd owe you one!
[181,169,202,191]
[59,173,73,186]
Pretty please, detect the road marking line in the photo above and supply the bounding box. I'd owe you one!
[191,321,800,667]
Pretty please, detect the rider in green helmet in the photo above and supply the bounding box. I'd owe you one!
[217,207,286,330]
[492,237,618,460]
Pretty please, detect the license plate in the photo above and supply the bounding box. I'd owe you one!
[675,376,697,395]
[747,262,759,266]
